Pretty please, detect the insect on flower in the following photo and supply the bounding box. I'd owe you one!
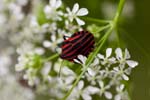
[60,31,95,62]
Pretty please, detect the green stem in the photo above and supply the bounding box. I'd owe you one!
[62,0,125,99]
[82,17,111,24]
[113,0,125,25]
[42,54,59,62]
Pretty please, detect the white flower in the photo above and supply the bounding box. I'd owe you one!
[74,55,87,65]
[68,80,98,100]
[98,48,116,65]
[44,0,63,21]
[114,84,129,100]
[115,48,138,68]
[112,66,132,81]
[43,34,63,52]
[65,3,88,25]
[89,81,112,99]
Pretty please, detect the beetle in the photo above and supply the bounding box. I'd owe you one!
[60,30,95,62]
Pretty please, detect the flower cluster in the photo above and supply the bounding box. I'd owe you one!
[73,48,138,100]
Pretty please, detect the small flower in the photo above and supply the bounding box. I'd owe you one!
[68,80,99,100]
[43,34,63,52]
[74,55,87,65]
[44,0,63,21]
[115,48,138,68]
[112,66,131,81]
[115,84,129,100]
[93,81,112,99]
[65,3,88,25]
[98,48,116,65]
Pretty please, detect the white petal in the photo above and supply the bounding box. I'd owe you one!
[87,86,99,94]
[99,81,104,88]
[62,67,75,76]
[74,59,82,64]
[72,3,79,13]
[75,17,85,25]
[78,80,84,90]
[106,48,112,58]
[126,60,138,68]
[97,54,104,59]
[55,0,62,8]
[44,5,51,14]
[87,68,96,76]
[76,8,88,16]
[108,57,116,63]
[125,48,131,59]
[104,91,112,99]
[51,34,56,42]
[122,74,129,81]
[115,48,123,60]
[35,48,45,55]
[43,40,52,47]
[120,84,125,91]
[113,67,119,71]
[115,94,121,100]
[41,62,51,75]
[94,58,99,65]
[50,0,56,7]
[82,93,92,100]
[78,55,87,64]
[65,76,75,84]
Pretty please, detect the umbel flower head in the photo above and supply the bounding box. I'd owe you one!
[73,48,138,100]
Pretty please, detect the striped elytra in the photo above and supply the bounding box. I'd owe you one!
[60,31,95,62]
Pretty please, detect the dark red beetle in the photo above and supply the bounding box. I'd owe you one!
[60,31,95,62]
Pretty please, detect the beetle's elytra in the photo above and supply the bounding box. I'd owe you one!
[60,31,95,62]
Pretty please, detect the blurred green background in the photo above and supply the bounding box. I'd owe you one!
[63,0,150,100]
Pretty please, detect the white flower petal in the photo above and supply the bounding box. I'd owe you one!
[65,76,75,84]
[78,55,87,64]
[55,0,62,8]
[126,60,138,68]
[82,93,92,100]
[50,0,56,7]
[108,57,116,63]
[76,8,88,16]
[125,48,131,59]
[122,74,129,81]
[74,59,82,64]
[104,91,112,99]
[106,48,112,58]
[115,94,121,100]
[115,48,123,60]
[51,34,56,42]
[87,86,99,94]
[75,17,85,25]
[113,67,119,71]
[62,67,75,76]
[97,54,104,59]
[41,62,51,75]
[72,3,79,13]
[120,84,125,91]
[35,48,45,55]
[78,80,84,90]
[99,81,104,88]
[43,40,52,48]
[44,5,51,14]
[87,68,96,76]
[93,58,99,65]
